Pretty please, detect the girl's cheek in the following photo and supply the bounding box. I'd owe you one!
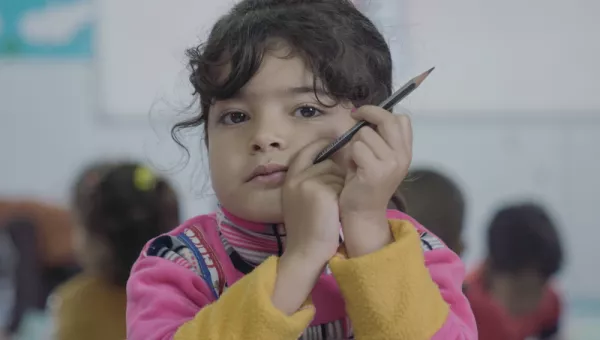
[313,123,342,140]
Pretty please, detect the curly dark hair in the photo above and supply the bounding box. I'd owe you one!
[172,0,393,149]
[80,163,180,286]
[487,202,564,279]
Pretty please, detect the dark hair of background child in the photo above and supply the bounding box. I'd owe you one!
[78,163,180,286]
[71,161,116,216]
[171,0,393,150]
[398,169,465,255]
[487,203,563,279]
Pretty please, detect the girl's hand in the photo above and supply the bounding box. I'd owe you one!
[339,106,413,257]
[273,140,345,315]
[282,139,345,265]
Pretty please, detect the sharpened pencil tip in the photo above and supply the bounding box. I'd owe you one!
[413,67,435,86]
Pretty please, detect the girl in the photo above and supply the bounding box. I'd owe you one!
[53,163,179,340]
[127,0,477,339]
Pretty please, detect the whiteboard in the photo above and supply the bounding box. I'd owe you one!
[97,0,600,119]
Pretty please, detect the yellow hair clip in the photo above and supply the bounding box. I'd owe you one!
[133,166,157,192]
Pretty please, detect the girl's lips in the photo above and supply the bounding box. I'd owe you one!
[250,170,287,187]
[247,163,289,187]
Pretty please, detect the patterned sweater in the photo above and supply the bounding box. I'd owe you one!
[126,208,477,339]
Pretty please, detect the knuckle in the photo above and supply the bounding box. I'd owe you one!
[356,129,367,139]
[298,179,314,193]
[389,115,403,128]
[323,159,336,168]
[400,113,412,123]
[285,176,300,190]
[385,158,399,171]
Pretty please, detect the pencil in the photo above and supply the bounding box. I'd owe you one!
[313,67,435,164]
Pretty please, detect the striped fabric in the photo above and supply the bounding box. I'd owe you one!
[217,209,286,265]
[216,209,352,339]
[300,320,351,340]
[419,231,445,252]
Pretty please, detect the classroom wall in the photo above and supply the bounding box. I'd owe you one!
[0,61,217,221]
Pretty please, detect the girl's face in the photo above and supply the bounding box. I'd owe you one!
[207,48,358,223]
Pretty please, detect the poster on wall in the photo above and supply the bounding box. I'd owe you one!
[0,0,93,58]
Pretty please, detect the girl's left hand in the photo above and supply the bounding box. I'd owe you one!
[339,106,413,257]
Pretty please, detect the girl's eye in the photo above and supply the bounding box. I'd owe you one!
[294,106,323,118]
[220,111,249,125]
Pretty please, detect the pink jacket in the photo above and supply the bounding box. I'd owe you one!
[127,209,477,339]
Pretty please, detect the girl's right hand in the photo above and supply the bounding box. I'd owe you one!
[272,140,345,315]
[282,139,345,267]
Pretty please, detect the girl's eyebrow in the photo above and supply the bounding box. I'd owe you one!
[285,86,328,96]
[232,86,329,100]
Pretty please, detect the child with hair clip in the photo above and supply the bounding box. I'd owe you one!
[52,163,179,340]
[126,0,476,339]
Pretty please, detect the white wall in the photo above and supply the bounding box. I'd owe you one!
[0,61,217,219]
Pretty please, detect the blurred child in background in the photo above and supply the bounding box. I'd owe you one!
[465,202,564,340]
[52,162,180,340]
[394,168,466,256]
[0,199,79,338]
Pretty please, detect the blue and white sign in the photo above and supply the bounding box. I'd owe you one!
[0,0,93,58]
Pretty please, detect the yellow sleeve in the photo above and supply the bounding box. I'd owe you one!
[329,219,449,340]
[175,256,314,340]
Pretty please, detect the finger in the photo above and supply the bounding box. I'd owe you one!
[352,106,403,149]
[329,182,344,196]
[319,173,345,185]
[287,139,334,178]
[319,174,345,194]
[353,127,395,161]
[292,159,345,185]
[350,140,379,170]
[302,159,345,180]
[351,105,391,126]
[398,114,413,151]
[295,173,344,197]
